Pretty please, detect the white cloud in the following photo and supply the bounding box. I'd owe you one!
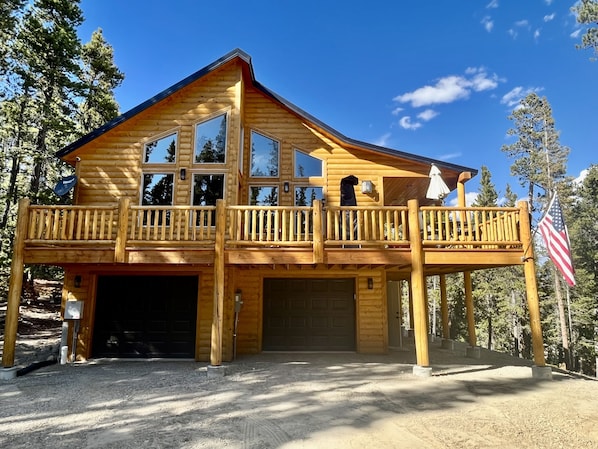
[570,28,582,38]
[437,152,462,161]
[508,28,518,39]
[544,0,553,5]
[481,16,494,32]
[393,67,500,108]
[417,109,438,121]
[391,107,403,116]
[574,169,588,186]
[543,13,555,22]
[399,116,422,130]
[500,86,543,108]
[486,0,499,9]
[534,29,541,40]
[515,19,529,27]
[448,192,478,207]
[372,132,392,147]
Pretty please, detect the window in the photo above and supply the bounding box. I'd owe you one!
[250,131,279,177]
[192,174,225,206]
[294,149,322,178]
[250,186,278,206]
[195,114,227,163]
[295,186,323,206]
[144,133,177,164]
[142,173,174,205]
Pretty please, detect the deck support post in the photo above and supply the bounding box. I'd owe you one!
[114,197,130,263]
[2,198,29,368]
[312,199,323,264]
[407,199,430,370]
[464,271,477,348]
[518,201,548,370]
[210,199,226,367]
[439,274,451,340]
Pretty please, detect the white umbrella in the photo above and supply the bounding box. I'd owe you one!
[426,164,450,200]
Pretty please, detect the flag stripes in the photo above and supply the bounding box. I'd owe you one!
[538,193,575,287]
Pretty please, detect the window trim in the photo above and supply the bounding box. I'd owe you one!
[293,148,323,179]
[193,110,230,165]
[142,129,179,165]
[249,130,280,178]
[248,184,280,206]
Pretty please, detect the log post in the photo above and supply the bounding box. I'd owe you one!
[464,271,477,347]
[518,200,547,367]
[210,199,226,366]
[407,199,429,367]
[114,197,130,263]
[312,199,323,264]
[440,274,449,339]
[2,198,30,368]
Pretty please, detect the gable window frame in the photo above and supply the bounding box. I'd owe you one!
[143,130,179,164]
[293,148,323,179]
[249,184,279,206]
[193,111,229,165]
[249,130,280,178]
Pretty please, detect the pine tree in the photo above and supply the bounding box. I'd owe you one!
[501,93,569,215]
[573,0,598,59]
[78,28,123,133]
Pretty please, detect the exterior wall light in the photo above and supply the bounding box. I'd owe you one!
[361,180,374,194]
[74,275,82,288]
[180,168,186,180]
[283,181,290,193]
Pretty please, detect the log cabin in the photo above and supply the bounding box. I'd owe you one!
[2,49,549,377]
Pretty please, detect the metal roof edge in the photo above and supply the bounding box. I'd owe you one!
[253,81,478,177]
[57,48,478,178]
[56,48,252,158]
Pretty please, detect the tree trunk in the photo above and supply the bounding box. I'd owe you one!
[554,268,571,370]
[1,154,21,228]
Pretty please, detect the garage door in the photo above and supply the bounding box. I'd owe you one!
[263,278,355,351]
[92,275,198,358]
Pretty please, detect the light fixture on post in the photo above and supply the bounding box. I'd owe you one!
[180,168,186,180]
[283,181,290,193]
[361,180,374,194]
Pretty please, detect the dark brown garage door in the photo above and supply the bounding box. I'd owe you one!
[92,275,198,358]
[263,278,355,351]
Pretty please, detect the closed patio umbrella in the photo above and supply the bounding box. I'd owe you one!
[426,164,450,201]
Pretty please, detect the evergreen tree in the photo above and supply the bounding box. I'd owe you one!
[78,28,123,133]
[501,93,569,215]
[573,0,598,59]
[11,0,84,203]
[567,165,598,375]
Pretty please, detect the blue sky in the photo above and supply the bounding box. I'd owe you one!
[78,0,596,206]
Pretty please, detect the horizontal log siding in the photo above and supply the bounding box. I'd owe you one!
[232,267,387,355]
[62,268,93,360]
[71,61,243,208]
[356,270,387,353]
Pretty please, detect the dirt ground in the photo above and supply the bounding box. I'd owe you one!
[2,283,598,448]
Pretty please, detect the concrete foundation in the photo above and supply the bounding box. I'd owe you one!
[466,346,481,359]
[207,364,226,379]
[0,367,19,381]
[412,365,433,377]
[441,339,454,350]
[531,365,553,380]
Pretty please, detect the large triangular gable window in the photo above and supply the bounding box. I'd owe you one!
[294,149,322,178]
[195,113,227,164]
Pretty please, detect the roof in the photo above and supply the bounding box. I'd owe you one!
[56,49,478,177]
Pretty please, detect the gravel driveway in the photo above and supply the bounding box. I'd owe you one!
[2,341,598,448]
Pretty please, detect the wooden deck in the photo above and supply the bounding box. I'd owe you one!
[20,198,528,275]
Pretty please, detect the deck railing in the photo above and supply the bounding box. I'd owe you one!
[27,205,118,244]
[22,199,524,252]
[420,206,521,248]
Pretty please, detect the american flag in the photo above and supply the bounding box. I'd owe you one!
[539,193,575,287]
